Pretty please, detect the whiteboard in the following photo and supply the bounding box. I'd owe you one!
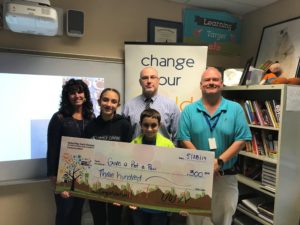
[0,51,124,183]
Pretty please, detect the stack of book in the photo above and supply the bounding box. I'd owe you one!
[240,196,274,224]
[233,213,262,225]
[238,99,280,128]
[244,131,278,159]
[258,202,274,223]
[261,162,277,192]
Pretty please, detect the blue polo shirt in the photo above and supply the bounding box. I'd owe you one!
[177,97,252,170]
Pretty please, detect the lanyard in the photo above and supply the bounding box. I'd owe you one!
[204,112,222,133]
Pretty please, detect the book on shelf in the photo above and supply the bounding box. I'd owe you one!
[251,131,267,156]
[261,179,276,188]
[260,184,276,193]
[251,131,259,155]
[261,163,277,191]
[258,201,274,219]
[262,167,276,176]
[260,130,270,157]
[258,213,273,224]
[241,197,274,224]
[271,99,280,123]
[244,141,252,153]
[262,173,276,182]
[263,162,277,171]
[265,101,279,128]
[253,100,267,126]
[272,140,278,158]
[238,100,251,124]
[241,196,265,214]
[266,133,278,159]
[233,211,262,225]
[261,108,273,127]
[248,100,259,125]
[244,100,257,125]
[262,171,276,179]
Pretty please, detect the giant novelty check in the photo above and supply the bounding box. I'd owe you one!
[56,136,214,215]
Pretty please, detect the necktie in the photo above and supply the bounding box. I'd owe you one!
[145,98,152,109]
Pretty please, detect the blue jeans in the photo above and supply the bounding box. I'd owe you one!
[132,209,168,225]
[54,194,84,225]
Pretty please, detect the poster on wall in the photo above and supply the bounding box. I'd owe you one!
[183,9,241,56]
[124,43,207,111]
[56,136,214,215]
[255,17,300,77]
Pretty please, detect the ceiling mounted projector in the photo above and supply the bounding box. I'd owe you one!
[4,0,58,36]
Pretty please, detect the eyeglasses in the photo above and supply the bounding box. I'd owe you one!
[141,123,158,128]
[140,76,159,81]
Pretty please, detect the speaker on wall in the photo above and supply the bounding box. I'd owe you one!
[66,10,84,37]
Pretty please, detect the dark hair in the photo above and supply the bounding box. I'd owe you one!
[140,108,161,124]
[98,88,121,104]
[59,78,94,119]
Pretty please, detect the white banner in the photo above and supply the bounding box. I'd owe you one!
[124,44,208,110]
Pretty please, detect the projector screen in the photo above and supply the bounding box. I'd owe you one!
[0,51,124,183]
[0,73,103,162]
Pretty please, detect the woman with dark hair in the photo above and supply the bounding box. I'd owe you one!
[47,78,95,225]
[84,88,133,225]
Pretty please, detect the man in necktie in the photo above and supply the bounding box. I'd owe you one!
[144,97,152,109]
[123,67,180,143]
[122,66,181,225]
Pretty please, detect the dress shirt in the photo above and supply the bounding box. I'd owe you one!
[123,94,180,143]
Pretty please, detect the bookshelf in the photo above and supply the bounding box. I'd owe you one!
[222,84,300,225]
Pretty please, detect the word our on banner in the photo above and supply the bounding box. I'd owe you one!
[56,137,215,215]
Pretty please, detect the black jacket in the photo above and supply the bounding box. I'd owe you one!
[84,114,133,143]
[47,112,93,177]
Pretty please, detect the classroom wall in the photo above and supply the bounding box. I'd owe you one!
[0,0,240,68]
[0,0,299,224]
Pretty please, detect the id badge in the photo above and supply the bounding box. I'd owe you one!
[208,138,217,150]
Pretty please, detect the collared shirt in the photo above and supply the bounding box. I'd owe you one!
[122,94,180,143]
[177,97,252,169]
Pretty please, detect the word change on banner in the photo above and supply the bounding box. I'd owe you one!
[56,136,214,215]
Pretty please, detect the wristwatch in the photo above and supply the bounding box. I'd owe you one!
[217,158,224,170]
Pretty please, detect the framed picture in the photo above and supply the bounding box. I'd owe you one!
[255,17,300,77]
[147,18,183,43]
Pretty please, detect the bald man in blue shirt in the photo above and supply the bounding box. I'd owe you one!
[177,67,252,225]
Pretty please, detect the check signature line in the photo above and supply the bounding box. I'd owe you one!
[145,176,191,188]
